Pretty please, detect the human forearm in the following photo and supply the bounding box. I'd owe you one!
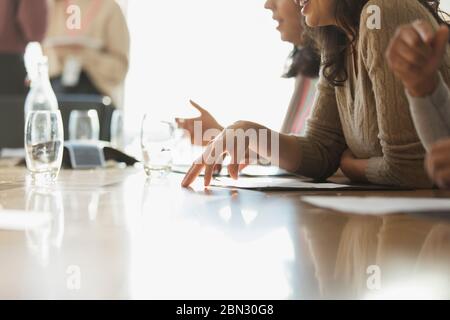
[405,72,440,98]
[233,121,302,172]
[238,120,348,177]
[181,120,304,187]
[366,156,432,188]
[407,73,450,151]
[340,150,369,183]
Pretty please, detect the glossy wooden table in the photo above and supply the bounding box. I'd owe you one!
[0,167,449,299]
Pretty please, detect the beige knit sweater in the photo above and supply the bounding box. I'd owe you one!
[295,0,450,188]
[44,0,130,106]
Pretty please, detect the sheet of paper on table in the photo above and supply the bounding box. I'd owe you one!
[211,177,351,190]
[172,165,291,177]
[0,210,51,231]
[301,196,450,215]
[239,165,291,177]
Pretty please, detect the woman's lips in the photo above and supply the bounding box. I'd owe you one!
[272,17,283,29]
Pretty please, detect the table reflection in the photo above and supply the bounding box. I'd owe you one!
[0,168,449,299]
[25,186,64,266]
[299,207,450,299]
[130,177,299,299]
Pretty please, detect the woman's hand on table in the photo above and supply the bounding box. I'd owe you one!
[181,121,270,188]
[386,20,449,97]
[425,139,450,189]
[175,100,224,146]
[340,149,369,183]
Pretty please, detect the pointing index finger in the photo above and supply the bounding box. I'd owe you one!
[181,159,205,188]
[189,100,208,114]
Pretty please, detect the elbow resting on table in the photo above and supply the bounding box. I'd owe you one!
[366,156,433,189]
[294,140,343,182]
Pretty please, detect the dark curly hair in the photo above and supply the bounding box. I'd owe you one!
[309,0,450,87]
[283,18,321,79]
[283,45,321,79]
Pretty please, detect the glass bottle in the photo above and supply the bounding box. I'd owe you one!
[24,57,59,117]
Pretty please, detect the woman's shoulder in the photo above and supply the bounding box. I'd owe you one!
[359,0,440,48]
[75,0,124,18]
[362,0,424,9]
[101,0,125,14]
[359,0,439,32]
[361,0,432,14]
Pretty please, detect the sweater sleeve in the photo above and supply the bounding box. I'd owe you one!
[294,74,348,181]
[17,0,48,43]
[361,0,434,188]
[407,73,450,151]
[81,2,130,90]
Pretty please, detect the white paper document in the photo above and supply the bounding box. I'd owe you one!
[239,165,291,177]
[211,177,351,190]
[0,210,51,231]
[301,196,450,215]
[172,165,291,177]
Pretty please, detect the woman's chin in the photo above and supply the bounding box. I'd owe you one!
[305,16,334,28]
[279,33,290,43]
[304,17,319,28]
[280,35,302,46]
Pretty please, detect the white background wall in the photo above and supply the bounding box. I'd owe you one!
[443,0,450,14]
[123,0,294,144]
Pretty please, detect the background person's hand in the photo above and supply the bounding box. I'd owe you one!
[175,100,224,146]
[52,44,86,56]
[425,139,450,189]
[386,20,449,97]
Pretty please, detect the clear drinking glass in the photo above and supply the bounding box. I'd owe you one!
[110,109,124,149]
[69,109,100,141]
[140,114,175,177]
[25,111,64,184]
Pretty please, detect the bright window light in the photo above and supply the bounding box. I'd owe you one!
[443,1,450,14]
[124,0,294,150]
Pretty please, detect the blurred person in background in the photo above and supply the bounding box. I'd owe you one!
[44,0,130,107]
[176,0,321,145]
[0,0,48,95]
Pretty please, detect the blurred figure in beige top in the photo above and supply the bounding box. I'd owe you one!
[44,0,130,106]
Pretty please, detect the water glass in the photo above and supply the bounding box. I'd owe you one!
[140,114,175,177]
[69,109,100,141]
[110,109,124,149]
[25,111,64,183]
